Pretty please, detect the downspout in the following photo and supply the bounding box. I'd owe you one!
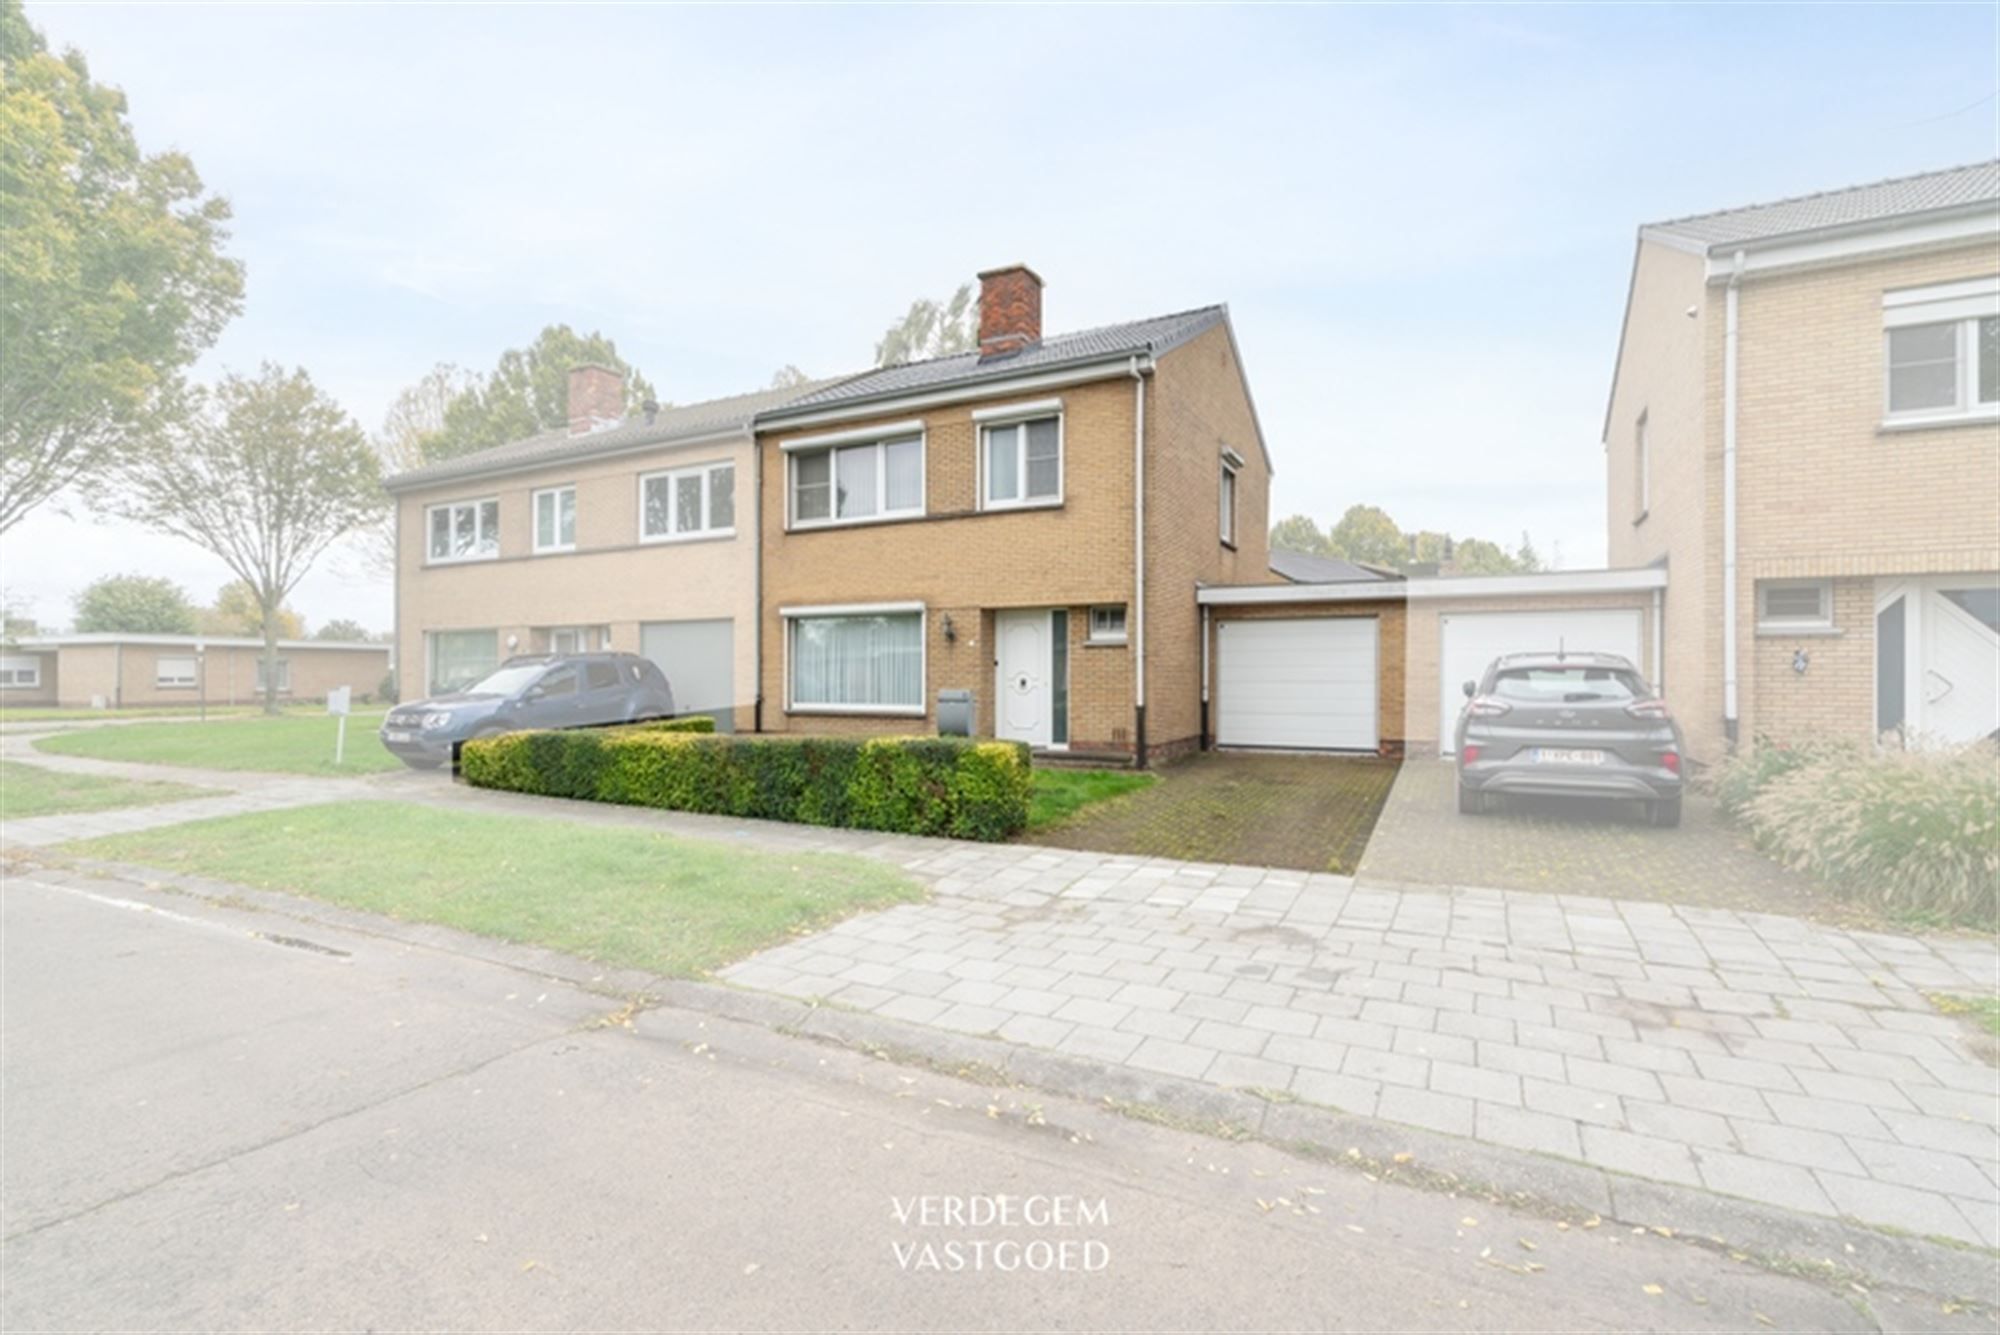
[1722,250,1744,745]
[392,498,402,701]
[1650,586,1664,690]
[1199,602,1211,750]
[1129,356,1148,769]
[752,429,764,733]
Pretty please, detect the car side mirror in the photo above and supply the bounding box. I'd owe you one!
[1462,680,1477,698]
[523,686,545,702]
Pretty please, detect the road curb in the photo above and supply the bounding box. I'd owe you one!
[43,852,1999,1305]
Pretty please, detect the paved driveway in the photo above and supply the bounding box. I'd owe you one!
[1358,760,1855,923]
[1030,752,1399,874]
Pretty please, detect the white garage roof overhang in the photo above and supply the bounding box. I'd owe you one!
[1196,566,1668,606]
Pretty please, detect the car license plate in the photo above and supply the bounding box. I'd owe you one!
[1534,748,1605,765]
[384,729,413,744]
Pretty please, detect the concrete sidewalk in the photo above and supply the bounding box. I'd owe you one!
[719,852,2000,1249]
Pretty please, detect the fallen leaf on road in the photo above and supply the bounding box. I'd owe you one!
[1345,1225,1365,1234]
[1642,1284,1663,1296]
[1754,1314,1774,1327]
[1393,1152,1413,1163]
[744,1263,760,1275]
[1517,1239,1536,1251]
[1461,1217,1480,1227]
[522,1261,538,1273]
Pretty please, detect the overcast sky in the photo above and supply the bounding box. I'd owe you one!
[8,2,1996,634]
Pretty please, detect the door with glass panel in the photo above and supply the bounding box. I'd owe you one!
[1876,575,2000,746]
[995,609,1069,749]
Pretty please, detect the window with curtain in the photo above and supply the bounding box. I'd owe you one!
[982,416,1061,507]
[788,612,923,711]
[429,629,498,695]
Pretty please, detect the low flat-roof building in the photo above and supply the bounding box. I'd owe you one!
[5,634,391,709]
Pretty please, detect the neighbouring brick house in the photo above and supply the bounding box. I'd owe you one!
[1605,161,2000,761]
[755,265,1273,765]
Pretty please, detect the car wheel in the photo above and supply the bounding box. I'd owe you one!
[1456,782,1483,815]
[1649,797,1683,829]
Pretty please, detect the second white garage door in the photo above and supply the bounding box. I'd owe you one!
[640,618,735,732]
[1437,608,1644,751]
[1217,617,1379,751]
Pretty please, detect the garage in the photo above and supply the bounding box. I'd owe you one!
[640,618,735,731]
[1216,617,1379,751]
[1437,608,1644,751]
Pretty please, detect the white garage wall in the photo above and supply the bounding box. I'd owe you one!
[1437,609,1644,752]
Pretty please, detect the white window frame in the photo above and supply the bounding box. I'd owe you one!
[977,405,1064,512]
[532,485,576,554]
[1219,461,1239,547]
[1882,277,2000,429]
[784,423,927,531]
[1757,579,1834,632]
[425,497,500,565]
[0,654,42,688]
[155,656,198,689]
[1087,605,1129,645]
[425,628,500,697]
[780,601,927,717]
[255,658,292,695]
[640,460,736,543]
[1633,410,1650,522]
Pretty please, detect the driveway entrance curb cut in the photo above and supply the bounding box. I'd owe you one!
[44,852,2000,1306]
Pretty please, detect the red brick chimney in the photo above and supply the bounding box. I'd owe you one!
[567,364,625,436]
[977,264,1043,360]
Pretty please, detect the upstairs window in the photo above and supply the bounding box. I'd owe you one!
[980,415,1061,509]
[427,499,499,563]
[533,486,576,553]
[1883,278,2000,425]
[1633,411,1650,521]
[1219,462,1239,547]
[642,462,735,541]
[789,433,922,527]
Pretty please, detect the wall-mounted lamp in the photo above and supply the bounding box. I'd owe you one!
[941,614,956,644]
[1792,648,1809,675]
[506,633,520,652]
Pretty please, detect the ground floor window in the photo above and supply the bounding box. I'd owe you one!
[156,656,197,689]
[255,658,291,695]
[789,610,923,712]
[0,655,41,688]
[429,629,498,696]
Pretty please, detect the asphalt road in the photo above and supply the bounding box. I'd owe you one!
[0,871,1950,1332]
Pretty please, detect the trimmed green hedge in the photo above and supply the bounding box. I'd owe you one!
[460,729,1032,841]
[631,715,716,734]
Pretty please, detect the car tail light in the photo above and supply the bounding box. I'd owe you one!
[1660,749,1681,774]
[1461,744,1482,764]
[1466,696,1512,718]
[1626,699,1673,721]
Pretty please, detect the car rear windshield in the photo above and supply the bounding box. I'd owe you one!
[1491,666,1646,704]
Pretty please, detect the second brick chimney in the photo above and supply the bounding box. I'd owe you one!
[977,264,1043,361]
[567,364,625,436]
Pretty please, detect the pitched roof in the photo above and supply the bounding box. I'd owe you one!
[383,379,839,492]
[1643,160,2000,250]
[1269,548,1392,584]
[762,306,1230,419]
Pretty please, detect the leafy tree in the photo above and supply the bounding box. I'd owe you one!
[874,284,976,366]
[1268,514,1329,555]
[420,326,656,462]
[1326,505,1408,569]
[0,0,243,533]
[1452,538,1519,575]
[0,600,38,643]
[117,365,380,713]
[201,580,304,639]
[72,574,196,634]
[314,618,368,642]
[1516,530,1544,573]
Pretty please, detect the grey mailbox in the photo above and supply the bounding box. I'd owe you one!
[937,689,974,737]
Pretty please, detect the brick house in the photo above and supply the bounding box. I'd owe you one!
[4,634,389,708]
[1604,161,2000,761]
[755,265,1273,765]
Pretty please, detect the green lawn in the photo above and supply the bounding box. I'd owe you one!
[35,710,397,776]
[1028,768,1158,831]
[0,704,271,727]
[0,760,214,820]
[66,801,922,977]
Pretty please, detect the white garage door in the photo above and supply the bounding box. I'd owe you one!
[1217,617,1379,751]
[1438,609,1644,752]
[640,618,735,732]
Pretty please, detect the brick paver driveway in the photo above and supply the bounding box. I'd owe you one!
[1030,752,1399,874]
[1358,759,1855,922]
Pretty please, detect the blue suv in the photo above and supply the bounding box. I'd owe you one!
[380,653,675,769]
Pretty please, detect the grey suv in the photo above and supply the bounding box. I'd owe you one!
[380,653,675,769]
[1453,652,1685,827]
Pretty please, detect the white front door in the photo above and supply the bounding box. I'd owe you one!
[1879,575,2000,746]
[996,610,1054,748]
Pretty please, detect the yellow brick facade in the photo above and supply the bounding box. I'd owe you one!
[1607,234,1999,759]
[393,436,760,729]
[1207,600,1406,753]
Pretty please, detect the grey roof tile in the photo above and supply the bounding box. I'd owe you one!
[1644,160,1999,250]
[384,378,840,491]
[764,306,1229,418]
[1269,548,1393,584]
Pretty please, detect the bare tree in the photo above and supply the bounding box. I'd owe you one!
[874,285,977,366]
[118,364,380,713]
[357,363,475,577]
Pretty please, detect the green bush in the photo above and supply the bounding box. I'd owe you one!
[460,729,1032,841]
[628,715,716,734]
[1733,740,1998,926]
